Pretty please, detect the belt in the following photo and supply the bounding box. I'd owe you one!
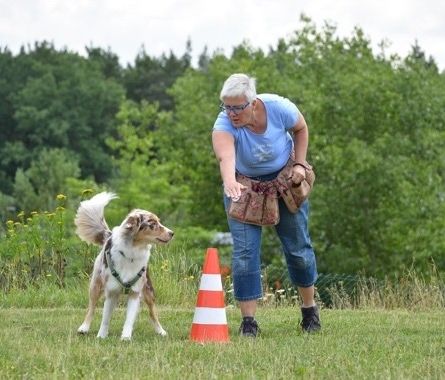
[237,166,285,182]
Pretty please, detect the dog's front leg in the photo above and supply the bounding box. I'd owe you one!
[97,292,119,338]
[121,292,141,341]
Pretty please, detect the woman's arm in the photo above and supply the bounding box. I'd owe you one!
[292,111,309,164]
[212,131,246,199]
[290,112,309,181]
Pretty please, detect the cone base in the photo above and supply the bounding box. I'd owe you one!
[190,323,230,343]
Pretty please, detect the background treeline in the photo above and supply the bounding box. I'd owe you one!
[1,17,444,279]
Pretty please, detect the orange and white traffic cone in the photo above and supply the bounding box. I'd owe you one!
[190,248,229,343]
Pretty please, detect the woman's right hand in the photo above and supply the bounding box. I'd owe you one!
[223,180,247,201]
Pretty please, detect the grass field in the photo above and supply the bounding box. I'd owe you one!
[1,306,444,379]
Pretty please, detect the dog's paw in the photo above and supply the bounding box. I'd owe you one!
[77,324,90,334]
[156,327,167,337]
[97,331,108,339]
[120,335,132,341]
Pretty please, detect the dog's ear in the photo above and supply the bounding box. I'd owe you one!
[124,215,140,231]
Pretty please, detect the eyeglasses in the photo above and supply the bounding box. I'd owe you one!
[220,102,250,115]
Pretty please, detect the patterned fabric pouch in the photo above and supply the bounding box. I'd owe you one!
[276,160,315,213]
[228,174,279,226]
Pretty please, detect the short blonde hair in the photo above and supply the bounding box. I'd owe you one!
[220,73,257,102]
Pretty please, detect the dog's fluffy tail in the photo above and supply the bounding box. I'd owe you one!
[74,192,118,245]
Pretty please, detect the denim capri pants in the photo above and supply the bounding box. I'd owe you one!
[223,186,318,301]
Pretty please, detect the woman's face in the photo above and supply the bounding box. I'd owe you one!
[221,96,253,127]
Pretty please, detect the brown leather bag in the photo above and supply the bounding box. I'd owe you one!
[228,174,279,226]
[276,160,315,213]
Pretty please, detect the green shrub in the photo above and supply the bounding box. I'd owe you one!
[0,194,74,290]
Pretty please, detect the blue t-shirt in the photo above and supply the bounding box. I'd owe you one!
[213,93,299,177]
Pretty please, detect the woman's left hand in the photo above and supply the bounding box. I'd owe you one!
[289,165,306,185]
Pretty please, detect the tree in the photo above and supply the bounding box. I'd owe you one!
[0,42,125,188]
[159,16,445,277]
[86,46,123,80]
[106,100,192,226]
[123,44,191,110]
[13,148,81,212]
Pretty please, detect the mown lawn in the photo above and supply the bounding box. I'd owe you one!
[1,306,444,379]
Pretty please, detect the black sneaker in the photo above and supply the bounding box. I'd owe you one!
[300,305,321,333]
[239,317,260,338]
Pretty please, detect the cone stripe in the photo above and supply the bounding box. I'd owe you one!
[199,274,223,291]
[196,290,225,308]
[190,324,229,342]
[192,307,227,324]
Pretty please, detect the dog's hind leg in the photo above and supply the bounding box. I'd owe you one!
[78,275,103,334]
[143,274,167,336]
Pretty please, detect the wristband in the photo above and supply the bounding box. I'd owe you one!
[292,162,310,170]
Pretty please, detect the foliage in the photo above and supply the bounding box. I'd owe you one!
[105,100,193,226]
[0,192,16,225]
[86,46,123,80]
[162,17,445,277]
[280,18,445,277]
[0,194,80,290]
[12,148,81,212]
[123,43,192,110]
[1,18,445,278]
[0,42,125,193]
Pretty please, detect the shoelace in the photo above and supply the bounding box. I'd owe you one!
[301,313,320,331]
[240,319,260,336]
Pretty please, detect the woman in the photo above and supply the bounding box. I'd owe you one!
[212,73,321,337]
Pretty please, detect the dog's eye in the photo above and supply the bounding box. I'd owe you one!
[142,220,158,230]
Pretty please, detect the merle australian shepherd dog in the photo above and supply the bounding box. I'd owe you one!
[75,192,174,340]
